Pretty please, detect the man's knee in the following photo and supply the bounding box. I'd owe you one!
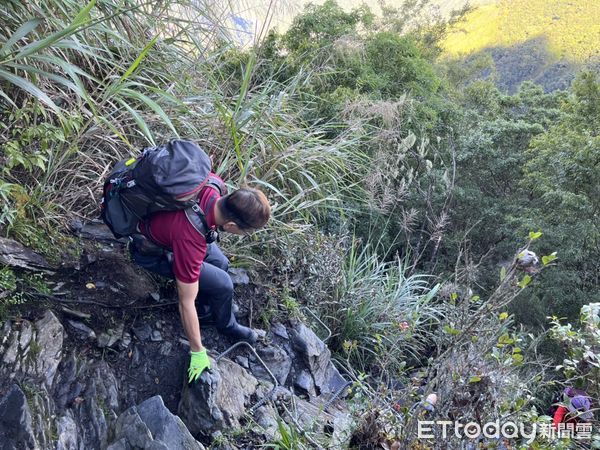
[206,244,229,271]
[129,244,174,279]
[218,257,229,272]
[204,270,232,298]
[216,271,233,294]
[199,262,234,298]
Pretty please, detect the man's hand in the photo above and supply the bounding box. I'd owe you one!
[188,349,211,384]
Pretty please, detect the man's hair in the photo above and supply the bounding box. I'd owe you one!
[220,187,270,230]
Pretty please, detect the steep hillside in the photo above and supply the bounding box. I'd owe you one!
[2,0,600,447]
[444,0,600,60]
[443,0,600,91]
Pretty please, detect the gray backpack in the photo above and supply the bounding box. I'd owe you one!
[100,140,224,240]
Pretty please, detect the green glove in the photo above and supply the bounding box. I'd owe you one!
[188,349,211,384]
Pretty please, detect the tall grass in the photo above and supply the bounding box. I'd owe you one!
[1,1,224,228]
[313,237,443,377]
[0,0,367,249]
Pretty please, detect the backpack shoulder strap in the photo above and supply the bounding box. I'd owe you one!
[183,175,223,244]
[205,174,227,196]
[184,202,219,244]
[185,204,208,234]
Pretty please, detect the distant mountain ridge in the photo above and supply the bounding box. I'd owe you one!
[442,0,600,92]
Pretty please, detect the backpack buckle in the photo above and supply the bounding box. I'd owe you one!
[191,204,201,213]
[206,229,220,244]
[126,180,136,188]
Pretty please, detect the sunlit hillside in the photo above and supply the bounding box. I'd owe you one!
[443,0,600,61]
[229,0,486,41]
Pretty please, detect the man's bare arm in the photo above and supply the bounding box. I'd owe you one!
[176,279,203,352]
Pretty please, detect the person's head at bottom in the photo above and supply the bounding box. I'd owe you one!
[215,187,271,235]
[569,395,593,421]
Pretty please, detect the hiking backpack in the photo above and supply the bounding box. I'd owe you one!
[546,387,589,416]
[100,139,225,240]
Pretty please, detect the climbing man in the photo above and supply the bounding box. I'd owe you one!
[131,181,270,384]
[102,140,270,385]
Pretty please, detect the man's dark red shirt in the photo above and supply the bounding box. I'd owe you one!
[139,174,225,283]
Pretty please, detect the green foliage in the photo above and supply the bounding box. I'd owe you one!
[0,265,26,320]
[364,31,440,98]
[281,292,301,318]
[268,418,309,449]
[1,106,70,173]
[259,0,450,137]
[542,252,558,266]
[0,0,598,446]
[283,0,372,55]
[320,238,442,374]
[23,272,51,295]
[571,71,600,129]
[0,0,367,259]
[430,78,597,326]
[0,102,84,243]
[443,0,600,63]
[519,71,600,320]
[0,266,17,292]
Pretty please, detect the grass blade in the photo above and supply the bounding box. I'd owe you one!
[6,63,82,96]
[115,97,155,145]
[120,87,179,137]
[0,68,60,112]
[1,18,43,56]
[118,35,159,85]
[70,0,96,27]
[10,1,95,61]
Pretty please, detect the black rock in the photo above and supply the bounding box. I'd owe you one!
[228,268,249,285]
[178,358,258,436]
[132,346,142,367]
[158,342,172,356]
[150,330,163,342]
[120,332,132,349]
[235,356,249,368]
[294,370,315,396]
[68,320,96,340]
[0,384,37,448]
[0,236,53,272]
[271,322,289,340]
[53,354,84,411]
[71,219,122,242]
[132,323,152,342]
[250,345,292,385]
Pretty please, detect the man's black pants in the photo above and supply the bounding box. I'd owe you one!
[129,242,236,331]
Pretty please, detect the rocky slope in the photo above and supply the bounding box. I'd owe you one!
[0,224,352,449]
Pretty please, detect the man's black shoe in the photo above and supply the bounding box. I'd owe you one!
[220,323,257,345]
